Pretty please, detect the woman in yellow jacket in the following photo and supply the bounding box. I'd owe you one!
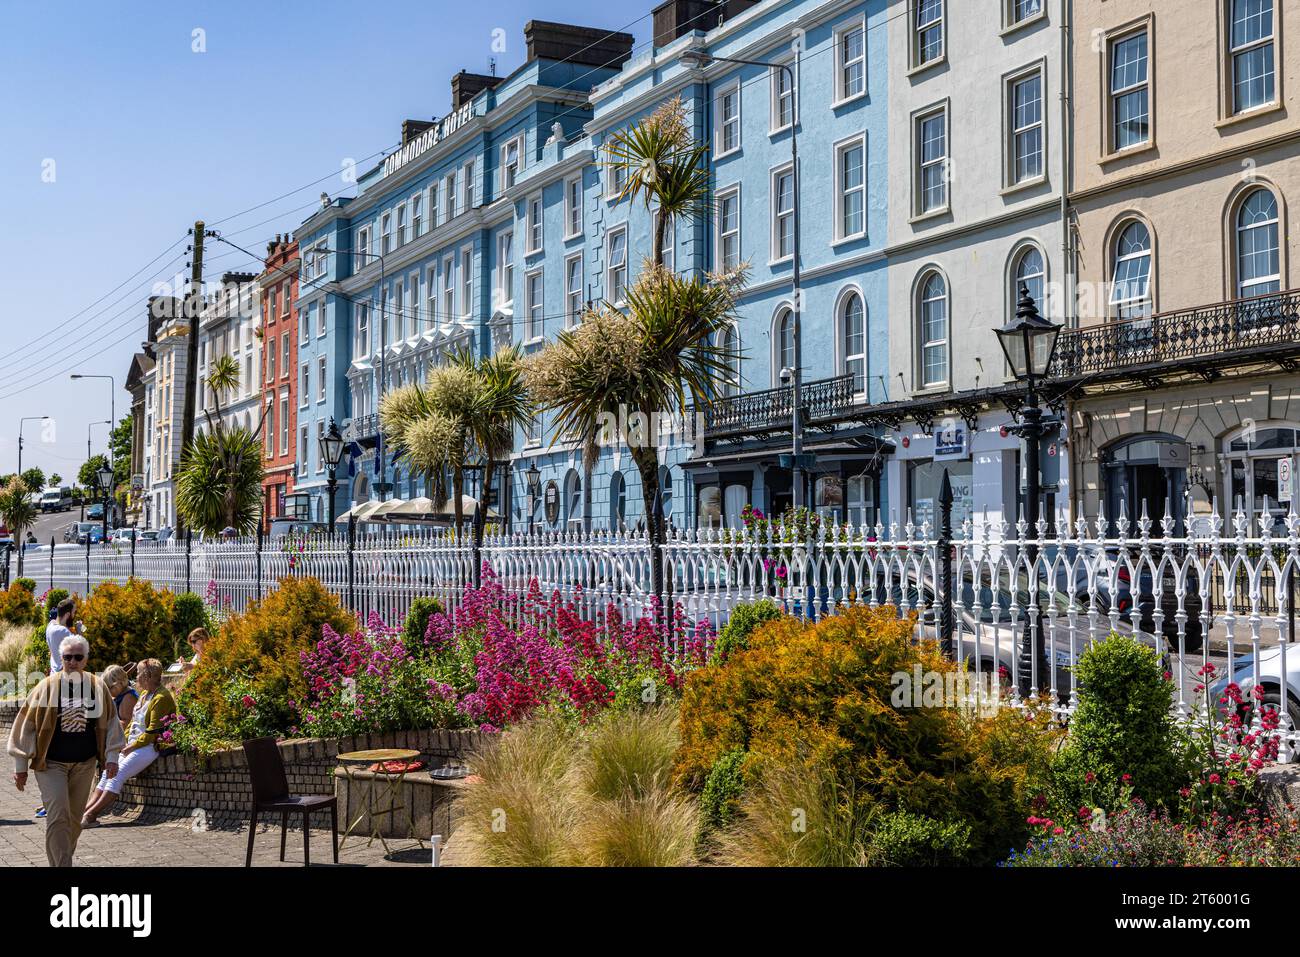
[80,659,176,828]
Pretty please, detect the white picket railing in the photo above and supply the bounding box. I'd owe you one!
[6,502,1298,760]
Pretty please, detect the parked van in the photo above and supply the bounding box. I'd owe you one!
[39,486,72,512]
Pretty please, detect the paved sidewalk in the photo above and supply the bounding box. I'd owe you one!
[0,773,429,868]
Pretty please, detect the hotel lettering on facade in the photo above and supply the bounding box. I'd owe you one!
[256,0,1298,537]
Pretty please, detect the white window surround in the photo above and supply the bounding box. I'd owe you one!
[771,306,795,387]
[833,133,867,243]
[460,246,473,320]
[714,80,742,158]
[565,253,583,329]
[525,268,544,342]
[912,0,946,72]
[833,16,867,105]
[914,103,950,217]
[769,57,798,133]
[497,231,515,307]
[837,287,867,397]
[564,175,583,238]
[606,226,628,305]
[917,269,949,389]
[500,135,523,191]
[770,163,795,264]
[1003,0,1045,33]
[525,194,543,255]
[318,356,327,402]
[443,256,455,321]
[424,265,437,330]
[717,184,741,272]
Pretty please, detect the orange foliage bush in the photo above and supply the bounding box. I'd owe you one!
[180,576,356,740]
[79,578,177,667]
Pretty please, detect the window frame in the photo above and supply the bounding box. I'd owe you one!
[911,0,946,72]
[500,134,523,191]
[317,355,327,403]
[913,103,950,218]
[772,307,795,388]
[1225,0,1279,117]
[770,57,798,133]
[916,270,950,390]
[839,288,867,397]
[564,253,584,329]
[714,80,742,158]
[606,226,628,305]
[1104,22,1154,157]
[1003,0,1045,34]
[459,246,473,320]
[497,230,515,307]
[833,15,868,105]
[524,268,544,343]
[564,174,583,238]
[833,133,867,243]
[525,194,544,255]
[1005,63,1046,190]
[717,184,741,272]
[1109,218,1155,322]
[770,162,796,263]
[1234,186,1282,299]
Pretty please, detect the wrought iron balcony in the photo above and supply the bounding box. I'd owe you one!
[701,373,856,439]
[345,413,379,444]
[1050,289,1300,380]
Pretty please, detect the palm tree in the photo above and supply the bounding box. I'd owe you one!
[0,475,37,577]
[527,95,739,610]
[526,263,743,610]
[175,355,267,535]
[454,346,531,577]
[379,362,477,533]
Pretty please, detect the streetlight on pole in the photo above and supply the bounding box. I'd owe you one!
[319,417,346,528]
[70,375,116,438]
[93,461,114,544]
[84,420,111,521]
[681,48,808,509]
[994,284,1062,699]
[316,246,388,502]
[524,461,541,533]
[17,415,49,479]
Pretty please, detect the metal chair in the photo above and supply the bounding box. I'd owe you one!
[242,736,338,867]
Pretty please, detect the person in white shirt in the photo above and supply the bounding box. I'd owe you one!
[45,598,76,674]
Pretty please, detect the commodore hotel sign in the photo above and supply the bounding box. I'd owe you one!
[381,101,477,179]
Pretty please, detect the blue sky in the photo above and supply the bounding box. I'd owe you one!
[0,0,648,481]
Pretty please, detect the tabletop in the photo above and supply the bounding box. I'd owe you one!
[337,748,421,763]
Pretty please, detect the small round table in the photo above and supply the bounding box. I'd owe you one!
[336,748,425,854]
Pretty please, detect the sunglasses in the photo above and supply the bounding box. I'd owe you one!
[62,654,85,662]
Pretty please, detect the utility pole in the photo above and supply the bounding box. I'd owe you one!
[177,220,207,537]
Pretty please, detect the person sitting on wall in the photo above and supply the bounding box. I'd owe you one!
[80,659,175,828]
[101,665,138,733]
[179,627,208,675]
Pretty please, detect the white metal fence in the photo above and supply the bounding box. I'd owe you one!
[6,503,1298,760]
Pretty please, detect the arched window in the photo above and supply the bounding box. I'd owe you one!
[918,272,948,387]
[564,469,582,528]
[1110,220,1152,320]
[1013,245,1046,315]
[720,325,741,397]
[841,291,866,395]
[773,308,795,386]
[1235,188,1280,298]
[610,471,626,528]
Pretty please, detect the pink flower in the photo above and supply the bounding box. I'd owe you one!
[240,695,255,709]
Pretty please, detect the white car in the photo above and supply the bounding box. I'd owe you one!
[1210,646,1300,730]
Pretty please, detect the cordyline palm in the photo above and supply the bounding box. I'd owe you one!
[0,475,37,576]
[604,97,711,269]
[526,263,744,608]
[379,362,476,534]
[175,355,267,535]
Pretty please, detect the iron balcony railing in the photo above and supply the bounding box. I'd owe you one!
[702,373,856,437]
[1051,289,1300,379]
[345,413,380,442]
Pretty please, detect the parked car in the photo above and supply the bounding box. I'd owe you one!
[67,522,103,545]
[267,518,330,538]
[86,503,104,521]
[1209,647,1300,732]
[1072,553,1205,655]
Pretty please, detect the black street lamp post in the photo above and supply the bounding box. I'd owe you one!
[524,461,541,533]
[319,417,346,528]
[995,284,1062,699]
[94,462,114,543]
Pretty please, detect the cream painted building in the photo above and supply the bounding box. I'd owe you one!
[1060,0,1300,530]
[877,0,1072,531]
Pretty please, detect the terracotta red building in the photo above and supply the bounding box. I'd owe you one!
[258,235,300,528]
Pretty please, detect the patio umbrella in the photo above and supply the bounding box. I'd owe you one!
[432,494,500,520]
[335,500,384,524]
[385,496,437,522]
[369,498,409,521]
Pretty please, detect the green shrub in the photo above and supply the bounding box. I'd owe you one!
[24,626,49,672]
[78,579,175,667]
[699,749,747,834]
[864,810,973,867]
[677,605,1060,865]
[713,599,783,662]
[13,578,36,594]
[43,589,69,621]
[171,592,212,656]
[1051,634,1190,814]
[401,596,443,655]
[0,583,39,629]
[178,576,356,748]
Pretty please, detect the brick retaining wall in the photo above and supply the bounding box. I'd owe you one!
[1,699,488,828]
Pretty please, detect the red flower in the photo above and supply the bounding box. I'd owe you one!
[241,694,256,709]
